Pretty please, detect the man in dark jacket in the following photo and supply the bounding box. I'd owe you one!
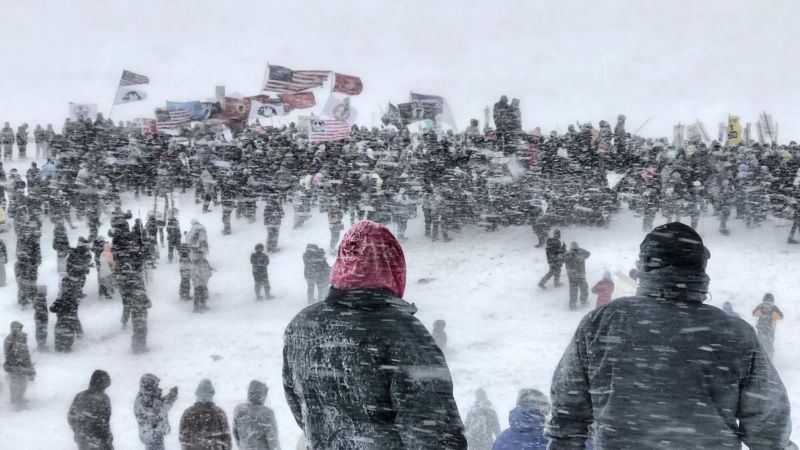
[302,244,329,303]
[179,379,232,450]
[563,242,591,310]
[538,229,565,289]
[545,222,794,449]
[135,373,178,450]
[4,321,36,409]
[250,243,271,300]
[166,212,182,263]
[233,380,280,450]
[68,369,113,450]
[1,122,14,161]
[283,220,467,449]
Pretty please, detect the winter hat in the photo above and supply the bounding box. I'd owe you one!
[89,370,111,391]
[247,380,268,405]
[433,319,446,330]
[10,321,23,331]
[475,388,488,402]
[722,301,735,313]
[517,388,550,414]
[330,220,406,298]
[570,241,579,250]
[255,243,264,252]
[763,293,775,303]
[602,270,612,281]
[639,222,710,273]
[140,373,160,391]
[195,379,215,402]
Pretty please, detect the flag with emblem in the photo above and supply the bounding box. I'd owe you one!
[119,70,149,86]
[398,101,437,124]
[332,73,363,95]
[309,119,350,143]
[278,92,316,111]
[222,97,250,121]
[248,98,286,124]
[68,102,98,121]
[322,96,357,125]
[263,64,329,93]
[381,103,401,127]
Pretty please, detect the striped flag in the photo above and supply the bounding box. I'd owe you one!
[309,119,350,143]
[263,64,329,93]
[155,108,190,131]
[120,70,149,86]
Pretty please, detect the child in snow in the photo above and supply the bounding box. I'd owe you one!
[591,271,614,309]
[493,389,549,450]
[250,243,271,300]
[432,319,447,352]
[753,293,784,359]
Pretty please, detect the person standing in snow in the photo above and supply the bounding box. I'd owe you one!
[538,229,565,289]
[0,122,14,161]
[263,194,283,253]
[0,237,6,286]
[179,379,232,450]
[432,319,448,352]
[4,321,35,409]
[546,222,794,449]
[178,243,192,301]
[166,211,181,263]
[232,380,280,450]
[493,389,549,450]
[98,243,114,299]
[283,220,467,449]
[590,271,614,309]
[464,388,501,450]
[302,244,329,304]
[32,285,49,350]
[563,242,591,310]
[250,243,271,300]
[787,186,800,244]
[185,219,209,261]
[135,373,178,450]
[68,369,113,450]
[190,254,212,312]
[752,293,784,360]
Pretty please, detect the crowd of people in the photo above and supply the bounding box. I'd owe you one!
[1,100,798,449]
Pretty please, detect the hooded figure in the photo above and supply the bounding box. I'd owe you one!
[134,373,178,450]
[492,389,549,450]
[179,379,231,450]
[283,220,466,449]
[546,222,794,450]
[464,388,501,450]
[233,380,280,450]
[68,370,113,450]
[4,321,35,408]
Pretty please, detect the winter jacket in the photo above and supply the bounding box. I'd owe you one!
[99,243,114,278]
[283,289,466,450]
[546,268,793,450]
[302,245,329,280]
[590,279,614,308]
[493,407,547,450]
[166,218,182,245]
[263,198,284,226]
[186,222,209,256]
[134,375,177,445]
[68,371,113,450]
[545,238,566,266]
[66,246,92,279]
[4,331,35,376]
[53,222,71,255]
[753,303,784,336]
[251,251,269,276]
[191,258,213,287]
[464,400,501,450]
[233,383,280,450]
[179,402,232,450]
[0,239,6,264]
[563,248,590,280]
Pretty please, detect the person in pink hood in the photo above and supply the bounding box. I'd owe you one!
[98,243,115,299]
[283,220,466,449]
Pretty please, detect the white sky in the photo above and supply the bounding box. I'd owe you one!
[2,0,799,139]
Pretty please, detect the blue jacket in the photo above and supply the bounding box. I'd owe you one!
[493,407,548,450]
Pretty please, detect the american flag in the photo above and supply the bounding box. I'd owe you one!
[156,109,190,131]
[263,65,329,94]
[309,119,350,143]
[120,70,149,86]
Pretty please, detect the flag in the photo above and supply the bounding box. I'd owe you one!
[332,73,363,95]
[68,102,98,121]
[167,101,205,120]
[248,98,286,124]
[381,103,401,127]
[263,64,328,93]
[114,87,147,105]
[727,115,742,147]
[309,119,350,143]
[686,123,703,143]
[200,102,222,119]
[155,108,190,130]
[409,92,444,114]
[140,118,157,135]
[322,96,357,125]
[398,101,437,124]
[222,97,250,121]
[277,92,316,112]
[120,70,149,86]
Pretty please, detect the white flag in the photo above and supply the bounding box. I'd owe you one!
[68,102,98,121]
[248,99,285,124]
[114,86,147,105]
[322,96,357,126]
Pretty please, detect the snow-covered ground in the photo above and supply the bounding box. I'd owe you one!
[2,160,800,449]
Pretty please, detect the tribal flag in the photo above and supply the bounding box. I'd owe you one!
[398,101,437,124]
[263,64,329,93]
[309,119,350,143]
[114,87,147,105]
[332,73,363,95]
[222,97,250,121]
[120,70,149,86]
[726,115,742,147]
[410,91,457,130]
[322,96,357,125]
[68,102,98,121]
[381,103,401,127]
[278,92,316,111]
[155,108,190,130]
[248,98,286,124]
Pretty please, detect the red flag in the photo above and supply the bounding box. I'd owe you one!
[223,97,250,121]
[333,73,363,95]
[141,118,157,135]
[279,92,316,111]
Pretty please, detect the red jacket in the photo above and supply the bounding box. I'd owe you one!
[591,279,614,308]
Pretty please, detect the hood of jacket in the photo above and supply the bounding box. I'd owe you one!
[508,406,545,433]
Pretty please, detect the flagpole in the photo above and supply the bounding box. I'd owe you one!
[261,63,270,92]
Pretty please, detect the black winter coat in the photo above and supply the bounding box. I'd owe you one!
[250,251,269,276]
[68,378,113,449]
[283,288,467,450]
[563,248,590,280]
[545,238,565,265]
[546,271,793,450]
